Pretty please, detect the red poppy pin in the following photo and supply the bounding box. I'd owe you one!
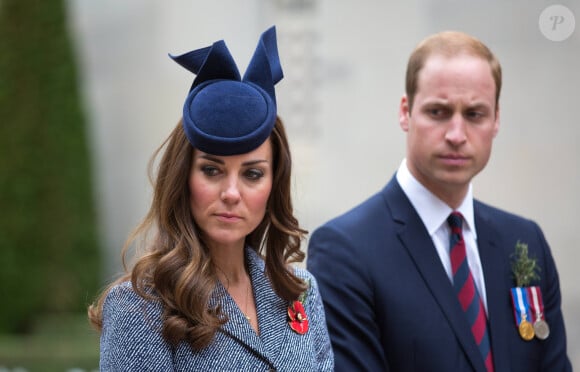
[287,280,310,335]
[288,300,309,335]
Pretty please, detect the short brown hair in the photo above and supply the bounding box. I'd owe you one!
[405,31,502,111]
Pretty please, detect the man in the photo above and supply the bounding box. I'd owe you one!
[307,31,572,371]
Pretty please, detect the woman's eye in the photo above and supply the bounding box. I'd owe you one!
[201,165,220,177]
[245,169,264,180]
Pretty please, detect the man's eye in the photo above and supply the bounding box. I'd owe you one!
[427,108,448,118]
[465,111,485,121]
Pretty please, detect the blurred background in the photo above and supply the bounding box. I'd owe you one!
[1,0,578,370]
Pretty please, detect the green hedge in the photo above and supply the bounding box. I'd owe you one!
[0,0,101,333]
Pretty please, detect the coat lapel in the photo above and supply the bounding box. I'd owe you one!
[384,178,487,372]
[210,248,271,364]
[474,204,511,372]
[247,248,290,362]
[211,278,267,357]
[211,247,288,366]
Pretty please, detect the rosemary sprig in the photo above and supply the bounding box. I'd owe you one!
[511,241,540,287]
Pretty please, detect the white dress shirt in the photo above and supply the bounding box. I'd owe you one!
[396,159,489,313]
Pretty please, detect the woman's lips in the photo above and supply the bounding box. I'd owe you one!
[215,213,242,222]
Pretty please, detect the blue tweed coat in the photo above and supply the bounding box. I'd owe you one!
[100,248,334,371]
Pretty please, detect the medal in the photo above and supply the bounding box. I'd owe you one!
[527,286,550,340]
[518,317,535,341]
[510,287,534,341]
[533,319,550,340]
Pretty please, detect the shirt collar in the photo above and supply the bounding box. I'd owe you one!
[396,159,477,238]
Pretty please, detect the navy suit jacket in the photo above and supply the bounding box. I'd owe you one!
[308,176,571,371]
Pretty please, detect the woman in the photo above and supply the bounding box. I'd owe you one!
[88,26,334,371]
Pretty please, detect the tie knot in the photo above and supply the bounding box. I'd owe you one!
[447,211,463,229]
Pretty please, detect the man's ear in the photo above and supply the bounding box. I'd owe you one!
[399,95,411,132]
[493,103,500,137]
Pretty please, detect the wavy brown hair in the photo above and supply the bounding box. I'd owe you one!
[88,116,307,350]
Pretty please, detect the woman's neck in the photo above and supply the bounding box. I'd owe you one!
[210,241,258,333]
[210,242,247,284]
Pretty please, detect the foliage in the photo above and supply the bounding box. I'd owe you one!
[0,0,101,333]
[0,314,99,370]
[511,241,540,288]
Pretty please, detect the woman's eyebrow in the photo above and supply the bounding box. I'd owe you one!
[198,154,224,164]
[197,154,268,166]
[242,159,268,166]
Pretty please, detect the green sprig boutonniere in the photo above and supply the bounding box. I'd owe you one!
[511,240,540,287]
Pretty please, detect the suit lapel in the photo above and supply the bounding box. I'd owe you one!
[474,204,511,372]
[384,178,487,372]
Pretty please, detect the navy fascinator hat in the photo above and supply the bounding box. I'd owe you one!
[169,26,283,155]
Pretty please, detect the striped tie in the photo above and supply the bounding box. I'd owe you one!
[447,212,494,372]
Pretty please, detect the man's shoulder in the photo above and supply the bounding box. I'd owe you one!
[474,199,535,224]
[319,188,390,229]
[474,199,543,239]
[324,177,400,222]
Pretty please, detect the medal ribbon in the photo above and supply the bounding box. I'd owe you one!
[510,287,532,326]
[526,286,545,323]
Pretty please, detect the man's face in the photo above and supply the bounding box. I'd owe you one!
[399,54,500,205]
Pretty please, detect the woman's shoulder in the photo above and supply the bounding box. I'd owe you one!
[103,281,162,316]
[99,283,174,368]
[101,281,166,340]
[292,266,321,297]
[104,281,138,303]
[293,266,314,281]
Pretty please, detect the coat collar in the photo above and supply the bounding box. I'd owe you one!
[209,247,289,365]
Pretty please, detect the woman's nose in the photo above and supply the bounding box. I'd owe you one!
[220,177,241,203]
